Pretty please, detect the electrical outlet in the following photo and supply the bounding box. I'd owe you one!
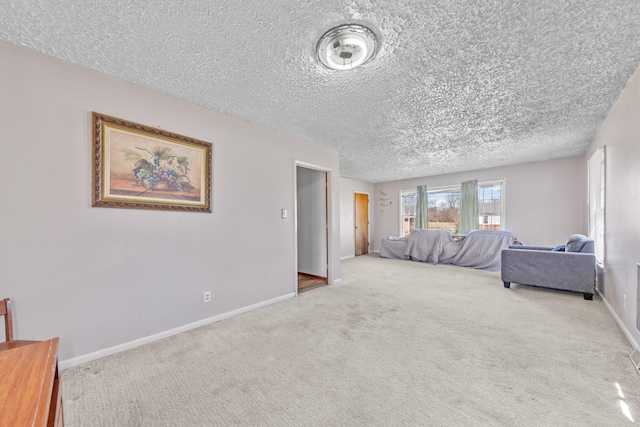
[203,291,211,303]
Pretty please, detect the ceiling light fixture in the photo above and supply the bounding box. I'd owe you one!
[317,24,378,70]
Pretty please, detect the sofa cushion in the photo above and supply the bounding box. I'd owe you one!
[565,234,589,252]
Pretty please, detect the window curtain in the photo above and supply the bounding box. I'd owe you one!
[459,180,478,234]
[416,185,428,229]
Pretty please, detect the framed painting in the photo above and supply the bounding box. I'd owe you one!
[92,112,212,212]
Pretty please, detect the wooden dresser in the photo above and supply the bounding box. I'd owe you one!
[0,338,64,427]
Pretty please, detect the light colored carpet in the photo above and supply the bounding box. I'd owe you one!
[63,254,639,426]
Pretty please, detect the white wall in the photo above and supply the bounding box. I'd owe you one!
[339,178,375,258]
[0,41,341,361]
[586,66,640,348]
[373,156,585,250]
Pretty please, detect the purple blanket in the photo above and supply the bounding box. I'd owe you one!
[381,229,517,271]
[439,230,516,271]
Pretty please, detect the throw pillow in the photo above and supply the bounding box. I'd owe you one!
[565,234,588,252]
[551,245,565,252]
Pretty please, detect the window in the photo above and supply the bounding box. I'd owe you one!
[400,181,504,236]
[478,183,502,230]
[588,147,605,263]
[400,190,417,236]
[427,187,461,234]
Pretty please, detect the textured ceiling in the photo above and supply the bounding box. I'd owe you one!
[2,1,640,183]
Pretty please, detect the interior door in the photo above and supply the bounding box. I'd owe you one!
[296,167,328,278]
[355,192,369,256]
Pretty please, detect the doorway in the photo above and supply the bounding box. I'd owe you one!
[296,166,328,293]
[355,192,369,256]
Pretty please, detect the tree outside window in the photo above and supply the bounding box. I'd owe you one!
[428,190,460,233]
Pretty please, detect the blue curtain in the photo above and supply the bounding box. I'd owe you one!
[459,180,478,234]
[416,185,428,229]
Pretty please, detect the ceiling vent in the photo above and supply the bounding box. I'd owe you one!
[317,24,378,70]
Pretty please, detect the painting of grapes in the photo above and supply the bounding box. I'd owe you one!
[129,145,194,193]
[92,113,212,212]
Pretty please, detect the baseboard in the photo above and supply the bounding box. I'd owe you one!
[341,252,381,260]
[59,293,296,370]
[332,278,342,285]
[597,289,639,350]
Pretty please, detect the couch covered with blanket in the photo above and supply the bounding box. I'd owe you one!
[380,229,517,271]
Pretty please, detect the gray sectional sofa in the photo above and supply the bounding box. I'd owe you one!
[501,234,597,300]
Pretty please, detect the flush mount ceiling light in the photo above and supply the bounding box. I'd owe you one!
[317,24,378,70]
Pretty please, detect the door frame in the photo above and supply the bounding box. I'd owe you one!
[354,191,370,255]
[293,160,335,296]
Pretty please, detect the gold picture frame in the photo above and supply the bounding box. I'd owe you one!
[92,112,212,212]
